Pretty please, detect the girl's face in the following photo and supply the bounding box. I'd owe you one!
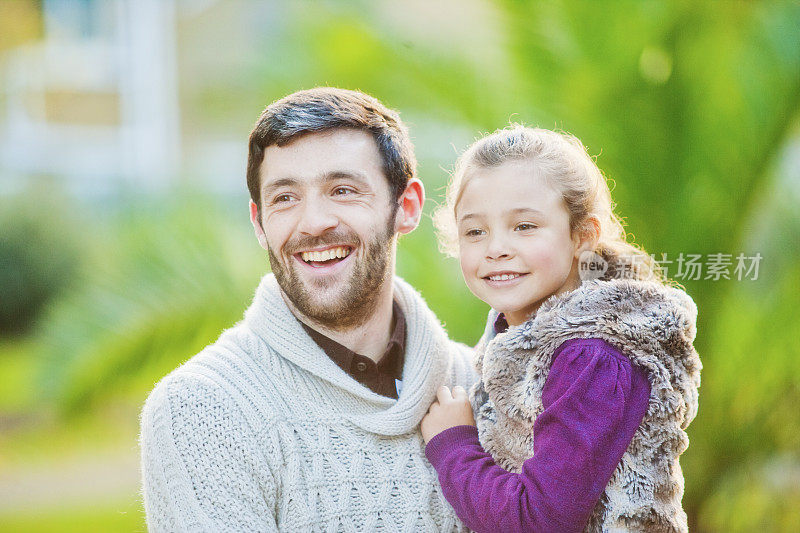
[456,161,585,326]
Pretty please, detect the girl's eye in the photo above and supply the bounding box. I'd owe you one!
[515,223,537,231]
[465,229,485,237]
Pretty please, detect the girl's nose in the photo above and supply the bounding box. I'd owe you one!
[485,235,513,260]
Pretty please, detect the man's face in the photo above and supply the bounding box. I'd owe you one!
[253,129,398,330]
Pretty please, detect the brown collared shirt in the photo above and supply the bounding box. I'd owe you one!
[301,301,406,399]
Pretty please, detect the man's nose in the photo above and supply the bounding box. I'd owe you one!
[296,195,338,236]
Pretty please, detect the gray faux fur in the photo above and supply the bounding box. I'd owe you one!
[471,278,702,532]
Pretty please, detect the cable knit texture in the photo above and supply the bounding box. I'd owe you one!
[140,273,476,532]
[472,279,702,533]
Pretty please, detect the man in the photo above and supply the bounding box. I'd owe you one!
[140,87,475,531]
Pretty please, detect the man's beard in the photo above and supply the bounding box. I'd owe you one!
[268,215,396,331]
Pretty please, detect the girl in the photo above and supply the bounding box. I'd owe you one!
[421,126,701,532]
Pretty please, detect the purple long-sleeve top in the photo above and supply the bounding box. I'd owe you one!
[425,337,651,533]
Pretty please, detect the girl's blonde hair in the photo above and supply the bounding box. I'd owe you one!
[433,125,666,283]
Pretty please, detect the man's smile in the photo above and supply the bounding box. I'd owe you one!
[293,245,355,270]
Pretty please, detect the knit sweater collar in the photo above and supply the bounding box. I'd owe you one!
[242,273,453,436]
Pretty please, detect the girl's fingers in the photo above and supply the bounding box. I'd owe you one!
[437,385,452,403]
[452,385,468,400]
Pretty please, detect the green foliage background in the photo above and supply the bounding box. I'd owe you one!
[1,1,799,531]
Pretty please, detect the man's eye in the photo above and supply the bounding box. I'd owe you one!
[515,223,537,231]
[333,187,354,196]
[273,194,293,203]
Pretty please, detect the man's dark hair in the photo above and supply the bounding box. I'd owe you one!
[247,87,417,216]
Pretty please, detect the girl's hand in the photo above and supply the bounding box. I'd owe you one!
[421,385,476,444]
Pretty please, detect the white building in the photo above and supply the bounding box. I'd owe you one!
[0,0,180,195]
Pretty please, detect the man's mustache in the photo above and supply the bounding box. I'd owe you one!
[283,231,361,255]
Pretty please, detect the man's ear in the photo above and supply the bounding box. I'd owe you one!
[573,216,601,257]
[394,178,425,235]
[249,200,268,250]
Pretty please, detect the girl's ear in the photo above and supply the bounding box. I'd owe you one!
[394,178,425,235]
[574,216,601,257]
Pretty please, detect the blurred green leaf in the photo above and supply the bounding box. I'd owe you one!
[33,195,265,415]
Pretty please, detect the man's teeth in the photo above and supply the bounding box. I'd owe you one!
[300,247,350,263]
[488,273,520,281]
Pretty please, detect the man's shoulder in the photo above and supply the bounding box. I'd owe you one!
[141,323,282,424]
[443,338,478,388]
[446,338,473,360]
[156,323,254,382]
[139,327,283,500]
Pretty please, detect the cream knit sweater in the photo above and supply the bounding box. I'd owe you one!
[140,273,475,532]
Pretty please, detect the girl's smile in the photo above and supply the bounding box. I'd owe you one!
[482,270,529,287]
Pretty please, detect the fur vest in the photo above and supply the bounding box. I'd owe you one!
[471,279,701,532]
